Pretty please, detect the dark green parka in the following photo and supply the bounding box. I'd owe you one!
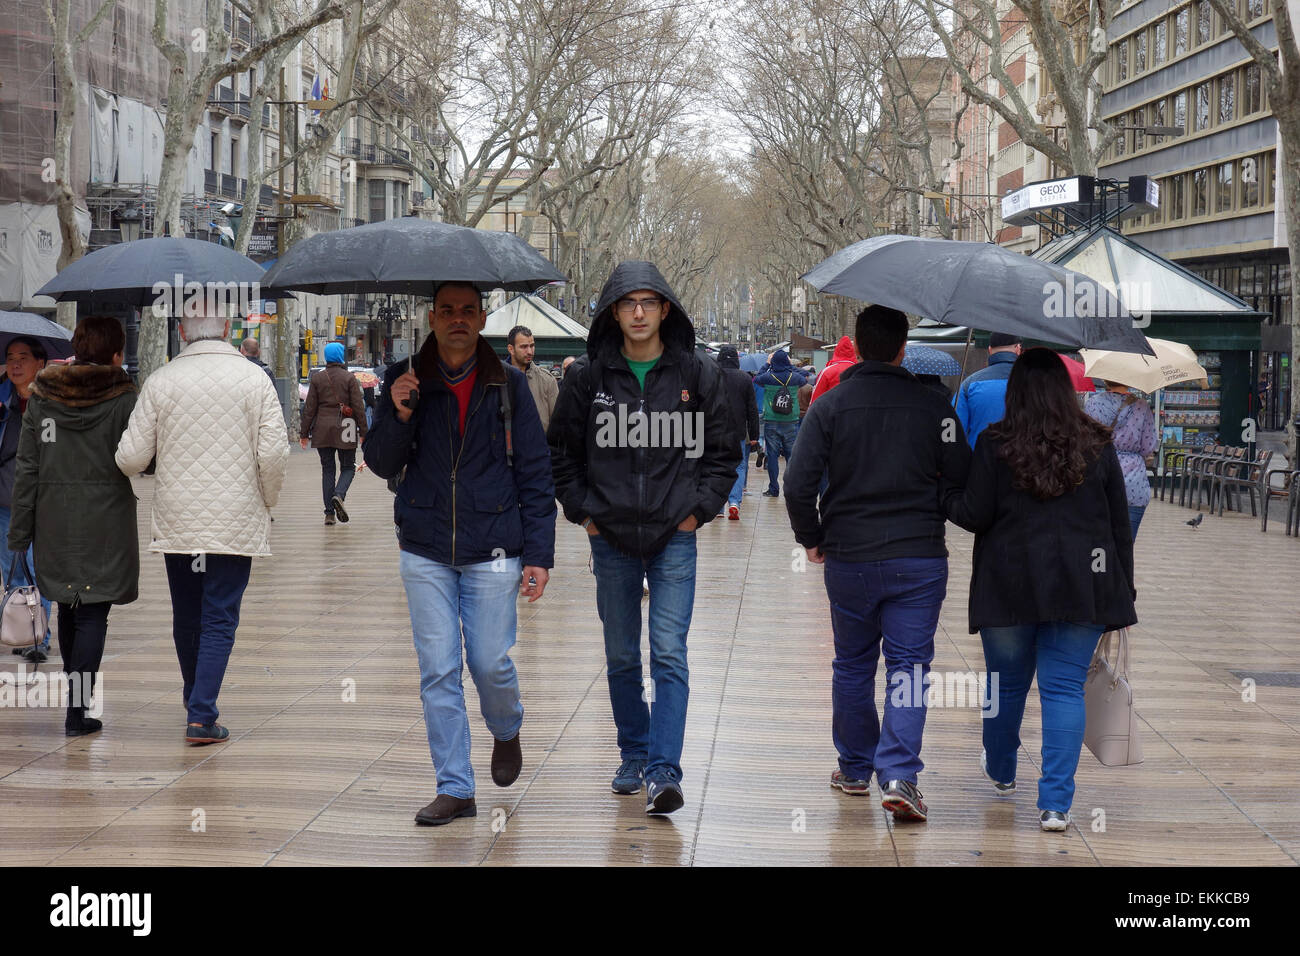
[7,363,139,606]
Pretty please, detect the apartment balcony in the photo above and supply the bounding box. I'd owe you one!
[341,137,361,158]
[261,103,272,128]
[204,168,218,195]
[220,174,246,200]
[210,86,237,115]
[259,184,275,207]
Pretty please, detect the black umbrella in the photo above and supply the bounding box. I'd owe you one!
[0,311,74,360]
[802,235,1155,355]
[35,237,265,309]
[259,217,565,296]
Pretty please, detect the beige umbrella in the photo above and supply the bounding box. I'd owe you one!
[1078,337,1208,393]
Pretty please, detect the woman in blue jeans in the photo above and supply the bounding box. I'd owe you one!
[943,349,1137,832]
[1085,381,1158,539]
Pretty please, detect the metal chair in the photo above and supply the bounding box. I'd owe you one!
[1214,449,1272,519]
[1177,444,1222,507]
[1261,465,1297,533]
[1188,446,1234,510]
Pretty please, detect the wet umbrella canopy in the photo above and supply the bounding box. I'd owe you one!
[802,236,1155,355]
[0,311,74,360]
[901,343,961,377]
[260,217,565,296]
[35,238,264,309]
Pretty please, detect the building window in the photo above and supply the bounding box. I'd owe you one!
[369,179,385,223]
[1152,97,1167,129]
[1218,73,1236,124]
[1192,167,1209,217]
[1135,31,1147,73]
[1174,90,1187,131]
[1154,21,1167,66]
[1241,156,1260,207]
[1168,174,1186,221]
[1264,152,1275,205]
[1118,38,1129,82]
[1243,63,1262,115]
[1196,1,1212,45]
[1194,81,1211,131]
[1216,162,1234,212]
[1246,0,1265,20]
[1132,109,1146,150]
[1152,179,1165,224]
[1175,9,1189,56]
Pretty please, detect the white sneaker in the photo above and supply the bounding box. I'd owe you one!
[1040,810,1070,832]
[981,749,1016,794]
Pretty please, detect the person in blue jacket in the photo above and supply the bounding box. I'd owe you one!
[364,281,556,828]
[953,332,1021,448]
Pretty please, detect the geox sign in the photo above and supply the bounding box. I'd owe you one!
[1000,176,1096,225]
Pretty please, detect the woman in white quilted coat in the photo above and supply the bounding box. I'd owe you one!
[116,313,289,744]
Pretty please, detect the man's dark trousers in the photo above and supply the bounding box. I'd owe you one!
[823,555,947,786]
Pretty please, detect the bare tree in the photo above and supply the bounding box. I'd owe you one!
[918,0,1123,176]
[47,0,115,280]
[1207,0,1300,457]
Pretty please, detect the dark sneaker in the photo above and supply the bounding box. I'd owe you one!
[331,495,349,523]
[981,749,1016,794]
[415,794,477,826]
[728,506,740,520]
[1040,810,1070,832]
[66,717,103,737]
[185,722,230,745]
[324,514,336,526]
[646,778,685,815]
[830,770,870,796]
[20,646,47,663]
[491,733,522,787]
[762,489,779,497]
[611,758,646,794]
[881,779,928,822]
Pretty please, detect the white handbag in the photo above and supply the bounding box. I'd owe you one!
[1084,628,1144,767]
[0,555,47,651]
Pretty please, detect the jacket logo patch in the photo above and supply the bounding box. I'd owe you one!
[681,389,690,403]
[593,391,615,407]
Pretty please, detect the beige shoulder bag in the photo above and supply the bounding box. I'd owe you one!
[1084,628,1144,767]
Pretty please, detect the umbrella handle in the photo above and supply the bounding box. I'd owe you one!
[403,388,419,412]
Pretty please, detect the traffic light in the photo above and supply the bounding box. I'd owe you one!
[335,315,346,336]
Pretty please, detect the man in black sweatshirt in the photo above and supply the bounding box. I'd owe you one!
[784,305,971,823]
[716,346,759,519]
[549,261,738,815]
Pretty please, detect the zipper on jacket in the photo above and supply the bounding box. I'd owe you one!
[447,385,490,566]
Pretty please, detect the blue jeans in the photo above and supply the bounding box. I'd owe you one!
[1128,505,1145,540]
[728,440,748,507]
[763,421,798,494]
[163,552,253,725]
[399,550,524,799]
[823,556,948,785]
[319,447,356,515]
[0,504,53,649]
[589,530,695,782]
[979,622,1103,813]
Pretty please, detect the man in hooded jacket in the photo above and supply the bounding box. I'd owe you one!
[549,261,738,814]
[716,346,759,519]
[753,350,808,497]
[811,336,857,403]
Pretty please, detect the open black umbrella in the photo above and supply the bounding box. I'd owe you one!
[802,235,1154,355]
[0,311,74,360]
[260,217,565,296]
[35,237,265,309]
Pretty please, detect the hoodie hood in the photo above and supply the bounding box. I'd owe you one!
[717,346,740,370]
[769,349,794,371]
[324,342,345,364]
[587,260,694,360]
[831,336,856,365]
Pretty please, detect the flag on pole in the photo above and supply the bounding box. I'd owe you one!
[311,74,322,115]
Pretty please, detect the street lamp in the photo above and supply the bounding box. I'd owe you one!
[115,204,143,243]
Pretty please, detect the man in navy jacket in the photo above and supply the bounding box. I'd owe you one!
[365,281,556,827]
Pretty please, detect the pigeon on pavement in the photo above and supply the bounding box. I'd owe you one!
[1186,513,1204,528]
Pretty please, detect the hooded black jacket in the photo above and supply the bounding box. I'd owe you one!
[717,346,759,443]
[548,261,739,558]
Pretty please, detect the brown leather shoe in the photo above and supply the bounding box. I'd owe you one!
[491,733,522,787]
[414,794,477,826]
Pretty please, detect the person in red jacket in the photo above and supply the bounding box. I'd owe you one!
[810,336,858,403]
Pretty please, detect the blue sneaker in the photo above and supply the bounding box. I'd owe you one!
[646,778,684,815]
[611,758,646,795]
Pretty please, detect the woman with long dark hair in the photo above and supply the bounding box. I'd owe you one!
[942,348,1137,832]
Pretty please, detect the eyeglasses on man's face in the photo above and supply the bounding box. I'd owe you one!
[615,297,663,317]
